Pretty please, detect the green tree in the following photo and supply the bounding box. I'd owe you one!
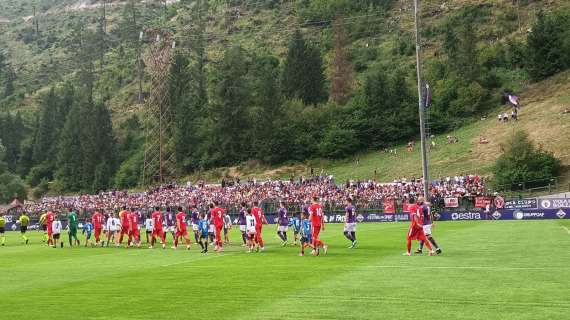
[493,130,562,190]
[282,30,327,105]
[526,10,570,80]
[209,45,252,166]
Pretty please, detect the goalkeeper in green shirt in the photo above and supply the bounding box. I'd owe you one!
[67,210,80,247]
[0,213,6,246]
[18,213,30,244]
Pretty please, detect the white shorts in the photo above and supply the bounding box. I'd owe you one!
[103,226,108,232]
[145,227,154,233]
[422,224,432,235]
[192,224,199,231]
[239,225,246,232]
[165,226,175,232]
[110,227,119,232]
[277,225,288,232]
[246,228,256,234]
[344,223,357,233]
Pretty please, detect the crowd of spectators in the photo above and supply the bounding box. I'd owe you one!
[22,174,489,216]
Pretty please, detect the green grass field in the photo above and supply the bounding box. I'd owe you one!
[1,220,569,320]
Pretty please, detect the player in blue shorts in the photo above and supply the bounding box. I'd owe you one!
[289,212,301,246]
[299,212,313,257]
[82,219,94,247]
[197,213,209,253]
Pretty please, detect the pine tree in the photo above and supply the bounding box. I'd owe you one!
[210,45,252,165]
[282,30,327,105]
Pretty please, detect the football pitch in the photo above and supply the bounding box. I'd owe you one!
[1,220,569,320]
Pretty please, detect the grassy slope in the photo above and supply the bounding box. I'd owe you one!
[0,220,569,319]
[194,71,570,187]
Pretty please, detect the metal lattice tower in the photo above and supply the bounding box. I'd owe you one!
[142,31,176,186]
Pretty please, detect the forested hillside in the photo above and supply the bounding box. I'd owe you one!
[0,0,569,200]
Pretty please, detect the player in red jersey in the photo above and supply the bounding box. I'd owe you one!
[46,211,55,246]
[209,202,225,252]
[150,207,166,249]
[91,210,104,246]
[308,196,328,256]
[173,207,191,250]
[404,197,433,256]
[117,206,130,246]
[251,201,268,251]
[127,209,141,248]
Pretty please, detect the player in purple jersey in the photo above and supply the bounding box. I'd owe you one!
[343,198,358,249]
[276,202,289,246]
[238,202,248,246]
[416,198,442,255]
[164,207,176,244]
[190,205,200,244]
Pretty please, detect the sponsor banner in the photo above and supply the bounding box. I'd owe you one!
[444,197,459,208]
[383,198,396,214]
[538,198,570,209]
[504,198,537,209]
[440,211,483,221]
[475,197,493,208]
[438,208,569,221]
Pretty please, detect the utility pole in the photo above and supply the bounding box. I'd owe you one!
[414,0,430,199]
[137,30,144,103]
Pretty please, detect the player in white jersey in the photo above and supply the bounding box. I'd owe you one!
[245,209,257,253]
[52,217,63,248]
[223,214,232,244]
[106,213,120,247]
[144,214,154,244]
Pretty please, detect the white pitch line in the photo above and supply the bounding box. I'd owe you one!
[562,226,570,235]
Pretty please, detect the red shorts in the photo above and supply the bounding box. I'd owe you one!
[312,225,321,241]
[94,227,102,238]
[407,226,425,241]
[152,228,164,238]
[175,229,188,238]
[121,225,129,234]
[129,228,140,237]
[47,226,53,237]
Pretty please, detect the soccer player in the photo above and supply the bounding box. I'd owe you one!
[92,210,104,246]
[39,212,48,243]
[251,201,268,251]
[237,202,247,246]
[105,212,119,247]
[173,207,191,250]
[197,213,209,253]
[150,207,166,249]
[276,202,289,246]
[67,209,80,247]
[144,213,154,244]
[127,208,141,248]
[18,212,30,244]
[163,207,176,245]
[308,197,328,256]
[52,216,63,248]
[82,219,93,247]
[190,205,200,244]
[46,210,55,246]
[289,212,301,246]
[245,208,257,253]
[0,212,6,246]
[117,207,130,246]
[344,198,358,249]
[223,212,232,244]
[210,202,225,252]
[404,198,433,256]
[415,198,442,255]
[299,212,313,257]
